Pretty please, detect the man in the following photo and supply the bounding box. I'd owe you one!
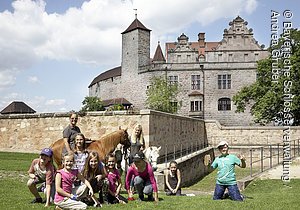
[211,140,246,201]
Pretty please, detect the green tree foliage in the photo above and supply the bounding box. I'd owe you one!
[233,29,300,125]
[146,76,180,114]
[80,96,105,112]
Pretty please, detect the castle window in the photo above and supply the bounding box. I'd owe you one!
[168,75,178,85]
[255,53,259,61]
[187,54,191,62]
[190,100,202,112]
[244,53,248,61]
[218,54,222,62]
[177,55,181,62]
[218,98,231,111]
[191,75,200,90]
[170,101,178,113]
[228,54,233,62]
[218,74,231,89]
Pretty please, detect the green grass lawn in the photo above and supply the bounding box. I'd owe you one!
[0,152,299,210]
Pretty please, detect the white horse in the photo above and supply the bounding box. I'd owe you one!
[119,146,161,172]
[144,146,161,171]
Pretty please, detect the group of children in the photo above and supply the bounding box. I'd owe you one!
[27,147,130,209]
[27,113,245,208]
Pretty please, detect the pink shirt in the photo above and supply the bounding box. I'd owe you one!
[54,169,79,202]
[125,162,158,192]
[28,158,55,185]
[107,169,120,193]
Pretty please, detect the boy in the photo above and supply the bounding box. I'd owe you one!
[27,148,55,207]
[211,141,246,201]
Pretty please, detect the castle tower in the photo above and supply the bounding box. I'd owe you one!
[119,16,151,109]
[121,16,151,77]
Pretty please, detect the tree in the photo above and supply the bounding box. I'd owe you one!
[233,29,300,125]
[146,76,181,114]
[80,96,105,112]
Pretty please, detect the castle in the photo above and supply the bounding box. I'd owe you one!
[88,16,269,126]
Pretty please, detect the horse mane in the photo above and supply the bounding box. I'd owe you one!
[88,129,126,160]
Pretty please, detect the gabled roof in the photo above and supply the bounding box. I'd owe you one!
[122,18,151,34]
[1,101,36,114]
[88,66,121,88]
[102,98,132,107]
[152,42,166,63]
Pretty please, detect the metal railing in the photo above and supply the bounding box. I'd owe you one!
[249,139,300,177]
[157,140,209,165]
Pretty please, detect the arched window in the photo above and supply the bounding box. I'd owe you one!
[218,98,231,111]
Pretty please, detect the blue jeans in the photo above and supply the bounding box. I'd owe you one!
[213,184,243,201]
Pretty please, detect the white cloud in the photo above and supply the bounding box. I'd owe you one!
[45,99,66,106]
[0,0,258,112]
[28,76,39,83]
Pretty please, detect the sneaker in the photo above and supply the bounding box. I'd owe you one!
[93,203,102,208]
[137,195,144,201]
[30,197,43,204]
[147,194,154,201]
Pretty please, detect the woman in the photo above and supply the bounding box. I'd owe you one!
[125,151,158,202]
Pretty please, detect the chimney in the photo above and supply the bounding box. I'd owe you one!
[198,32,205,47]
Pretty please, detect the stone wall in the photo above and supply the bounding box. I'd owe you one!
[205,120,300,146]
[0,110,206,155]
[155,147,214,191]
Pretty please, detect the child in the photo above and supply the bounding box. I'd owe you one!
[27,148,55,207]
[105,153,128,204]
[125,152,158,202]
[54,154,99,209]
[82,151,108,205]
[211,140,246,201]
[165,160,182,196]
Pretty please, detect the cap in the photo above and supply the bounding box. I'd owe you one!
[133,151,145,162]
[40,148,53,157]
[217,140,229,148]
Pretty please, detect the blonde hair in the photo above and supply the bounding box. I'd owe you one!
[131,124,144,144]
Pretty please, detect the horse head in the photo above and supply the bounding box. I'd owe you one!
[144,146,161,171]
[119,127,131,151]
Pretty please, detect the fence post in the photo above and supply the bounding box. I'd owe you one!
[277,143,280,165]
[180,143,183,160]
[294,140,296,158]
[298,139,300,156]
[269,145,272,169]
[250,148,253,177]
[261,146,264,173]
[165,144,168,168]
[173,144,176,160]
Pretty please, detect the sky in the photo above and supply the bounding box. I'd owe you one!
[0,0,299,113]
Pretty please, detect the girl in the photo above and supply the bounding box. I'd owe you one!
[82,151,108,205]
[165,160,182,196]
[125,151,158,202]
[54,154,98,209]
[129,124,145,164]
[27,148,55,207]
[73,133,89,173]
[105,153,127,204]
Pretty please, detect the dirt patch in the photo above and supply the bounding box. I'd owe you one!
[0,170,28,183]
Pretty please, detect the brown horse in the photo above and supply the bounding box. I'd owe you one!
[50,128,130,169]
